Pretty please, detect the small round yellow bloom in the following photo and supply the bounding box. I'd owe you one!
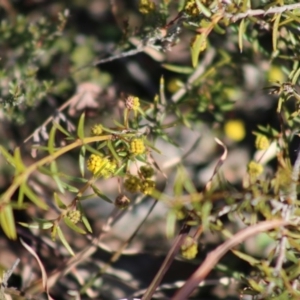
[130,138,145,155]
[224,119,246,142]
[139,0,156,14]
[67,210,81,224]
[87,154,116,178]
[125,95,140,110]
[141,179,155,195]
[184,0,200,17]
[91,124,103,136]
[124,175,141,193]
[181,236,198,260]
[140,165,154,178]
[248,161,263,177]
[255,135,270,150]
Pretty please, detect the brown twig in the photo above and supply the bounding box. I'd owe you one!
[141,222,191,300]
[226,3,300,23]
[171,219,288,300]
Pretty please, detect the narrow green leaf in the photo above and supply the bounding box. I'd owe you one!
[195,0,211,17]
[48,125,56,154]
[23,184,48,210]
[272,14,281,51]
[18,183,25,207]
[77,112,85,139]
[113,120,126,130]
[78,193,96,201]
[51,224,58,241]
[63,217,86,234]
[292,68,300,85]
[57,226,75,256]
[166,211,176,239]
[0,204,16,240]
[54,193,67,209]
[162,64,193,74]
[38,166,53,176]
[79,146,86,177]
[19,221,53,230]
[238,19,245,53]
[13,147,25,173]
[60,182,79,193]
[60,174,88,183]
[232,249,260,266]
[91,184,113,203]
[81,215,93,233]
[107,140,120,163]
[77,202,92,233]
[191,33,207,68]
[0,145,15,167]
[55,122,72,137]
[50,161,65,193]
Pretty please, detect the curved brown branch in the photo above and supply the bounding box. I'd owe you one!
[171,219,288,300]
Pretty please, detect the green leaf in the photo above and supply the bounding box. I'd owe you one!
[60,174,88,183]
[162,64,193,74]
[91,184,113,203]
[23,184,48,210]
[48,125,56,154]
[272,14,281,51]
[79,146,86,177]
[231,249,260,266]
[0,145,15,167]
[191,33,207,68]
[201,201,212,231]
[107,140,120,163]
[60,181,79,193]
[77,112,85,139]
[54,193,67,209]
[57,226,75,256]
[292,67,300,85]
[81,215,92,233]
[238,19,246,53]
[50,161,65,193]
[19,221,53,230]
[166,210,176,239]
[13,147,25,173]
[63,217,86,234]
[51,224,58,241]
[55,122,72,137]
[0,204,16,240]
[195,0,211,17]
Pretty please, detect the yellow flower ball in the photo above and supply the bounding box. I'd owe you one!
[130,138,145,155]
[224,119,246,142]
[248,161,263,177]
[255,135,270,150]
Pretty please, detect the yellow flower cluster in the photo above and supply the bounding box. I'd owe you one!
[67,210,81,224]
[87,154,117,178]
[140,179,155,195]
[255,135,270,150]
[140,165,154,178]
[184,0,200,17]
[125,95,140,110]
[130,138,145,155]
[248,161,263,177]
[124,175,141,193]
[91,124,103,136]
[181,236,198,260]
[138,0,156,14]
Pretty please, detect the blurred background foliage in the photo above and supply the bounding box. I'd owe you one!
[1,0,300,299]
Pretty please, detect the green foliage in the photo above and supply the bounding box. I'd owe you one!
[2,1,300,299]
